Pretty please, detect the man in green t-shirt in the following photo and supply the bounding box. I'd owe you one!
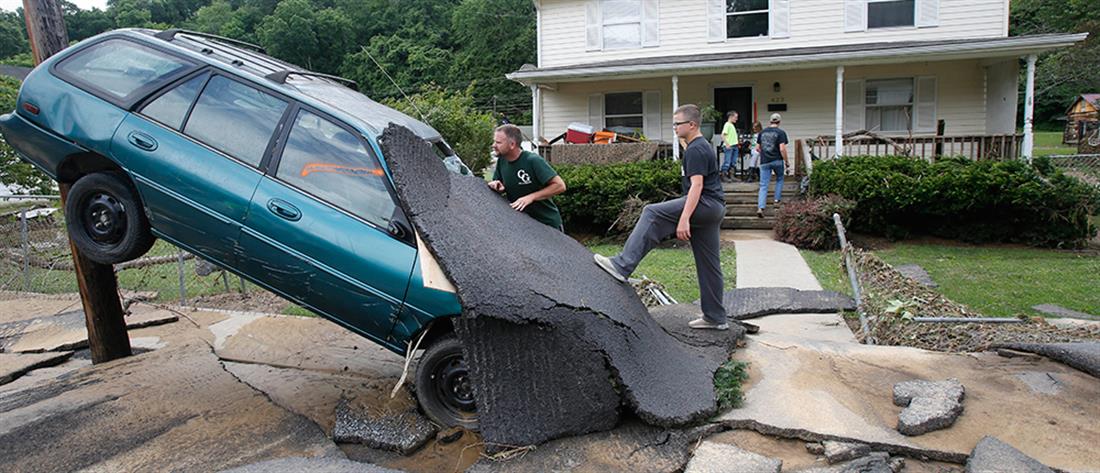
[488,124,567,230]
[719,111,739,181]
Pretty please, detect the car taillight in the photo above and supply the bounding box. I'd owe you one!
[22,102,39,115]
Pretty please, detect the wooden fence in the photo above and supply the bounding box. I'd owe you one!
[810,134,1023,161]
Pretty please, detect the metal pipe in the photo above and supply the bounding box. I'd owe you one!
[178,250,187,306]
[0,195,61,200]
[913,317,1025,324]
[833,213,871,341]
[21,209,30,292]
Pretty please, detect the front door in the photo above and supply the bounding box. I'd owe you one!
[237,106,417,342]
[714,86,753,138]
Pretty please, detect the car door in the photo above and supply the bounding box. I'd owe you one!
[112,71,289,266]
[237,106,417,341]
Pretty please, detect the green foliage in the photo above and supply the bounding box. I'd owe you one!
[0,11,29,60]
[341,36,452,98]
[810,156,1100,247]
[714,360,749,411]
[381,85,496,174]
[554,160,681,233]
[0,77,54,194]
[773,195,856,250]
[256,0,353,74]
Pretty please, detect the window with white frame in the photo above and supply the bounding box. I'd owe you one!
[867,0,914,28]
[601,0,642,48]
[865,78,913,132]
[604,92,644,129]
[726,0,769,38]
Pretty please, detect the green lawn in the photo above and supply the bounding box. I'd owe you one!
[802,244,1100,317]
[1034,131,1076,157]
[587,243,736,304]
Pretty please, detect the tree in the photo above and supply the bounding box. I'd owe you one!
[0,11,30,60]
[256,0,352,73]
[341,35,452,99]
[449,0,535,122]
[383,85,497,174]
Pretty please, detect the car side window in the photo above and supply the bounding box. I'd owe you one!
[182,75,287,167]
[140,73,207,131]
[276,109,397,228]
[55,39,192,101]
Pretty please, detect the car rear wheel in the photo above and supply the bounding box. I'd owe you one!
[415,335,478,430]
[64,172,155,265]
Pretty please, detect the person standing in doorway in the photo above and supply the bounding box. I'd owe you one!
[755,113,789,218]
[719,111,739,181]
[592,104,728,330]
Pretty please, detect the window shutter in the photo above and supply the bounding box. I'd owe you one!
[843,80,864,133]
[643,90,661,140]
[769,0,790,39]
[588,94,605,130]
[586,0,602,51]
[916,0,939,28]
[844,0,866,32]
[914,76,936,133]
[707,0,725,43]
[642,0,660,47]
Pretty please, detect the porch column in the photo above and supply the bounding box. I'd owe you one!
[835,65,845,157]
[672,75,680,161]
[530,84,541,143]
[1022,54,1037,161]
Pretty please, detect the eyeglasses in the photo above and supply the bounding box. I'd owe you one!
[673,120,694,127]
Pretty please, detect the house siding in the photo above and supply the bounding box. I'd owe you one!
[540,0,1008,69]
[539,59,989,143]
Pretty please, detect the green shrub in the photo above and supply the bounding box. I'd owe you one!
[555,160,681,233]
[774,195,856,250]
[714,360,749,411]
[382,85,496,174]
[810,155,1100,247]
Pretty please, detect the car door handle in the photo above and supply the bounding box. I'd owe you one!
[267,199,301,221]
[127,131,158,151]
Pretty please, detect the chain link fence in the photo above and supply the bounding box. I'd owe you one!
[0,196,284,310]
[1047,154,1100,189]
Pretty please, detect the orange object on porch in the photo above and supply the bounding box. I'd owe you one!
[593,131,616,144]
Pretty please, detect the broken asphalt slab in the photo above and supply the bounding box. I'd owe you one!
[649,303,747,363]
[220,456,402,473]
[719,336,1100,471]
[0,304,177,353]
[683,440,782,473]
[381,124,727,447]
[332,396,437,455]
[795,452,892,473]
[991,342,1100,379]
[466,420,722,473]
[892,379,965,436]
[0,337,343,471]
[0,351,72,385]
[965,436,1054,473]
[893,264,938,288]
[696,287,856,320]
[1031,304,1099,321]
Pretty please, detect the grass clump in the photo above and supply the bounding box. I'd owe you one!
[714,360,750,410]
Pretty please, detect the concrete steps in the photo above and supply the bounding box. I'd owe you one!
[722,179,799,230]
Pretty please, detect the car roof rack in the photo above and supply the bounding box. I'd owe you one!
[154,29,267,54]
[265,70,359,91]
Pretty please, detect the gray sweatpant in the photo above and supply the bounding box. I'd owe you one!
[610,196,727,323]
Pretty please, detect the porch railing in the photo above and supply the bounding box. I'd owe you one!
[538,142,675,164]
[810,134,1023,161]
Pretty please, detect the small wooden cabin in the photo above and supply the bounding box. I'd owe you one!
[1064,93,1100,145]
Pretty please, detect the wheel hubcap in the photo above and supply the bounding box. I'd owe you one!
[83,193,127,244]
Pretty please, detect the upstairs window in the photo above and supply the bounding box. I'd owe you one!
[586,0,659,51]
[867,0,915,28]
[726,0,769,38]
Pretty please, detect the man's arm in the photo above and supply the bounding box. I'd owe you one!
[510,176,566,211]
[779,143,789,167]
[677,175,703,241]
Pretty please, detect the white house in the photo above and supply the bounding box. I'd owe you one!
[507,0,1086,160]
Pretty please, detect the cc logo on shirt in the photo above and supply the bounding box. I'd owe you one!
[517,170,532,184]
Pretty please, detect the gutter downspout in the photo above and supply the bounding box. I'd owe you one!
[836,65,845,158]
[672,75,679,161]
[1022,54,1036,161]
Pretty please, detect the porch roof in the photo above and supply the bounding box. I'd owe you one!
[508,33,1086,84]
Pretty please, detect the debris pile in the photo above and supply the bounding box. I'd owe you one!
[892,378,965,436]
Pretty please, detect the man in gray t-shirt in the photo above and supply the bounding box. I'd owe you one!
[755,113,789,217]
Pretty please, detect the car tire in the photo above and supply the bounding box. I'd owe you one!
[64,172,155,265]
[415,335,478,430]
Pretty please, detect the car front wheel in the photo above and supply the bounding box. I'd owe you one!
[64,172,155,265]
[415,335,478,430]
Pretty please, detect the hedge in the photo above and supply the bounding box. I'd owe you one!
[809,155,1100,247]
[774,194,856,250]
[555,160,681,233]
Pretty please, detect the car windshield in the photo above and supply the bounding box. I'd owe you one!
[431,139,472,176]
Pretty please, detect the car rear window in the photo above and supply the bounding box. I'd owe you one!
[55,38,192,102]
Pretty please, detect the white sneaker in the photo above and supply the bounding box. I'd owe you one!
[593,254,627,283]
[688,318,729,330]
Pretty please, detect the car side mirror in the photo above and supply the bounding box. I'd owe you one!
[389,219,411,239]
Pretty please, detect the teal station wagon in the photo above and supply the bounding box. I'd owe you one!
[0,29,476,428]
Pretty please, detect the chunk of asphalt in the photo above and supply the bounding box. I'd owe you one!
[380,125,724,448]
[684,440,782,473]
[648,304,747,363]
[893,379,965,436]
[822,440,871,464]
[893,264,938,288]
[331,397,436,455]
[990,342,1100,379]
[220,457,402,473]
[699,288,856,320]
[1030,304,1099,321]
[0,351,73,385]
[965,436,1054,473]
[796,452,891,473]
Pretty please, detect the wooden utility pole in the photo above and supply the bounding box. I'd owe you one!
[24,0,132,363]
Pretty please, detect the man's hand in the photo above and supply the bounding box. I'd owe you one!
[488,180,505,192]
[511,195,535,212]
[676,218,691,241]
